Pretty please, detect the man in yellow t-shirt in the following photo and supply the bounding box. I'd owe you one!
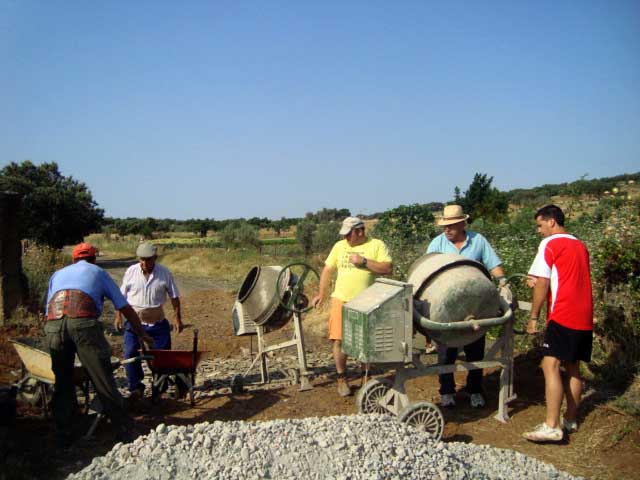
[312,216,392,396]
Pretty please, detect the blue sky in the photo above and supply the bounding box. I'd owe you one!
[1,1,638,219]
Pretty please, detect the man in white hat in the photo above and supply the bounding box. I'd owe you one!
[427,205,506,408]
[312,217,393,396]
[115,242,184,398]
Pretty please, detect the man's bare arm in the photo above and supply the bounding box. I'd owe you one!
[527,276,550,334]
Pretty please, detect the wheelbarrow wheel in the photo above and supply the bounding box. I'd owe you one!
[230,374,244,395]
[357,378,393,415]
[398,401,444,441]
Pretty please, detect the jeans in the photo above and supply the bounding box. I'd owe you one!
[45,317,131,437]
[437,334,485,395]
[124,319,171,392]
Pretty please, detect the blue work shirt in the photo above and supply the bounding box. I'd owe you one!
[426,231,502,272]
[46,260,128,317]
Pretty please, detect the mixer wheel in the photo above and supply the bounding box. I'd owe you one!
[230,374,245,394]
[398,401,444,441]
[356,378,393,414]
[288,368,300,385]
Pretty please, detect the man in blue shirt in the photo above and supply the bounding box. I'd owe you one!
[45,243,152,447]
[427,205,506,408]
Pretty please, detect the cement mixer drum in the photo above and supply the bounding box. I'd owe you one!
[407,253,502,348]
[237,266,292,327]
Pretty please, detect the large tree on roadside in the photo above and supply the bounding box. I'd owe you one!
[0,161,104,248]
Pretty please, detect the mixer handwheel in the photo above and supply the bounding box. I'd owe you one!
[398,401,444,441]
[356,378,393,414]
[276,262,320,314]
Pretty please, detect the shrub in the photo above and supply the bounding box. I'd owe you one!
[22,244,67,314]
[220,222,261,251]
[312,222,340,254]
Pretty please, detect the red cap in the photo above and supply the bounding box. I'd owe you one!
[72,243,97,260]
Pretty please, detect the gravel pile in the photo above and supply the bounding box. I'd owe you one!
[69,415,580,480]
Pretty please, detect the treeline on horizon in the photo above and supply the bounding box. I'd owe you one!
[103,171,640,238]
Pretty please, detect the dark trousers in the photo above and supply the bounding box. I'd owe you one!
[45,317,131,437]
[438,334,485,395]
[124,319,171,392]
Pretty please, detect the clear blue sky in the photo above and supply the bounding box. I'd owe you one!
[1,1,638,219]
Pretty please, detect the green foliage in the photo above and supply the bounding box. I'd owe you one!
[22,243,68,313]
[304,207,351,223]
[0,161,104,248]
[371,204,436,278]
[220,222,261,251]
[312,222,340,254]
[296,220,316,256]
[507,172,640,205]
[455,173,508,222]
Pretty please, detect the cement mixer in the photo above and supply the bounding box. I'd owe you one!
[230,263,319,393]
[343,253,518,440]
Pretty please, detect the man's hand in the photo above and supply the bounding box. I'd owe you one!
[174,319,184,334]
[526,318,539,335]
[311,295,324,308]
[526,275,537,288]
[348,254,364,267]
[140,332,154,346]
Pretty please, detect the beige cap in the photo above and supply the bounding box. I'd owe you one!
[136,242,157,258]
[339,216,365,235]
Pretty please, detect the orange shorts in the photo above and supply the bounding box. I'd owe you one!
[328,298,344,341]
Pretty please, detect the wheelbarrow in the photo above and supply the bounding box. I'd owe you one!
[141,329,206,407]
[9,337,147,436]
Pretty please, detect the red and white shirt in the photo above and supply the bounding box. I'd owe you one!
[528,234,593,331]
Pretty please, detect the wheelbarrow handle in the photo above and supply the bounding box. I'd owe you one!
[119,354,154,366]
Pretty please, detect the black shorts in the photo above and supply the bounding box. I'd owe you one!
[542,320,593,362]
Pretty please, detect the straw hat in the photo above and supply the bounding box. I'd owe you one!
[437,205,469,226]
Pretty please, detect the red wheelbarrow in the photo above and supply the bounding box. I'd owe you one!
[142,329,207,406]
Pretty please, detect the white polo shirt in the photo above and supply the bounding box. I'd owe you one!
[120,263,180,309]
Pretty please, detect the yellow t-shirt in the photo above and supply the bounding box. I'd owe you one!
[325,238,392,302]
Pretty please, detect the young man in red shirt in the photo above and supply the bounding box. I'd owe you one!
[523,205,593,442]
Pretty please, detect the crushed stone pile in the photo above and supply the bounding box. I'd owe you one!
[69,415,580,480]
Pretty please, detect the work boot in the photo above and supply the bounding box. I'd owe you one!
[336,377,351,397]
[470,393,485,408]
[562,417,578,433]
[440,394,456,407]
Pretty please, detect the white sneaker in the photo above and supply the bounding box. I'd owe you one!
[440,394,456,407]
[522,422,564,442]
[562,417,578,433]
[470,393,485,408]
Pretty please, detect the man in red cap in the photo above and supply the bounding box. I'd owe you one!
[45,242,152,447]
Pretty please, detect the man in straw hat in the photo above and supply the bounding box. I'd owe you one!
[115,242,184,399]
[427,205,506,409]
[312,217,392,397]
[45,243,153,447]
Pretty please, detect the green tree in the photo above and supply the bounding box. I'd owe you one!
[220,222,261,251]
[312,222,340,254]
[296,219,316,256]
[455,173,508,222]
[371,204,436,277]
[0,161,104,248]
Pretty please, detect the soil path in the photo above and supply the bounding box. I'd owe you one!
[1,258,638,479]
